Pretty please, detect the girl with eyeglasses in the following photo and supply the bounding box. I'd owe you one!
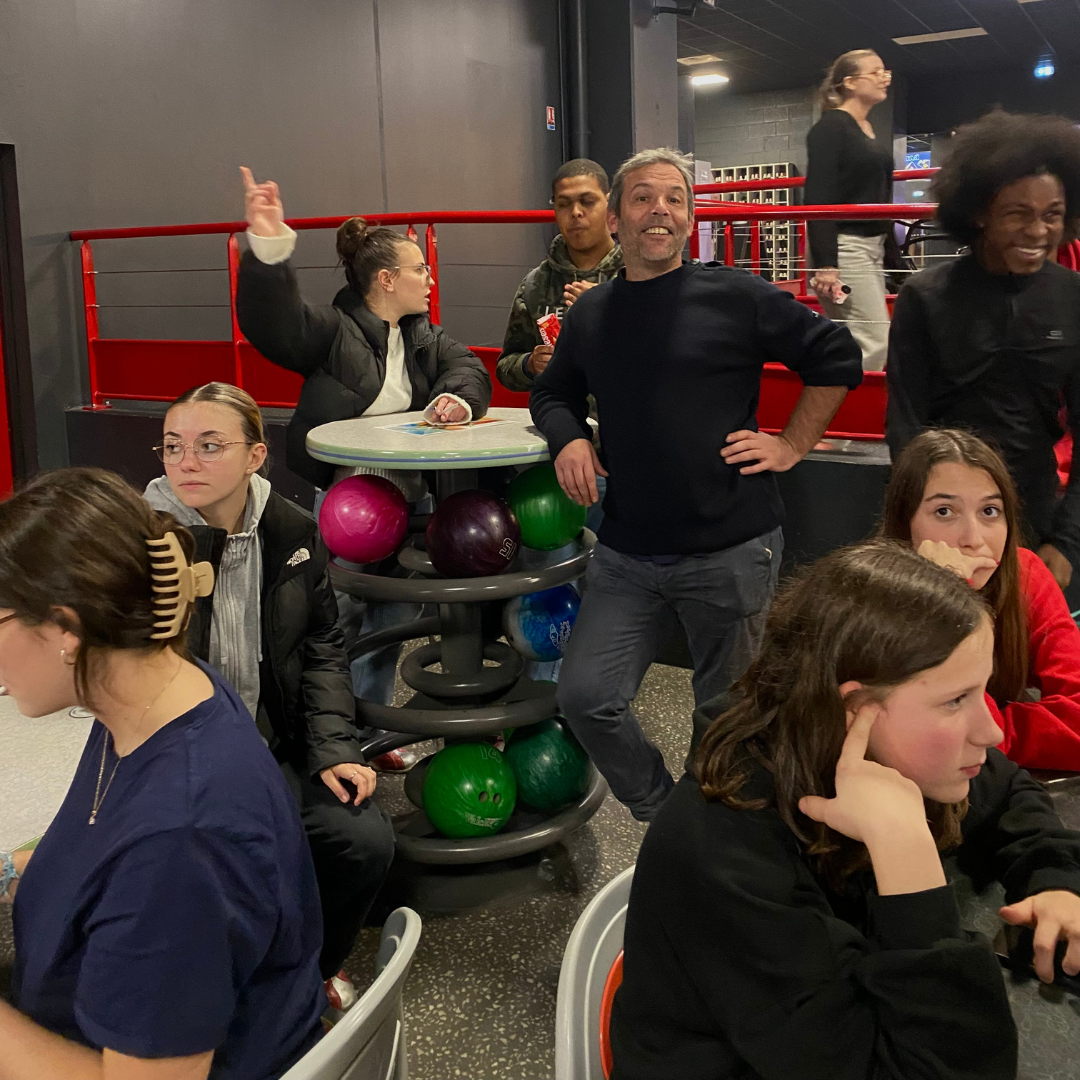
[235,168,493,711]
[145,381,395,1013]
[0,467,326,1080]
[805,50,895,371]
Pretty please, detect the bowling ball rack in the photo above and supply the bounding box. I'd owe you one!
[329,528,607,866]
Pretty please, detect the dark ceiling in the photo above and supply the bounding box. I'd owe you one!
[675,0,1080,94]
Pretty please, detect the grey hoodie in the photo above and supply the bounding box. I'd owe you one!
[145,474,272,720]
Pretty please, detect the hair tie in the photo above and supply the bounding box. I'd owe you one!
[147,532,215,639]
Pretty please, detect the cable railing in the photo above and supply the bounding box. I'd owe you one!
[691,166,937,197]
[69,198,944,437]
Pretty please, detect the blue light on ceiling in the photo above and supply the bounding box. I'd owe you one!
[1035,57,1055,79]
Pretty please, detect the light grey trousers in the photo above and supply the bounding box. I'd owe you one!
[817,233,890,372]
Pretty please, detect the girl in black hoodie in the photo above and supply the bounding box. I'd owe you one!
[612,541,1080,1080]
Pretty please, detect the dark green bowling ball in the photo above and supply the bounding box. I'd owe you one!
[505,717,590,812]
[507,463,587,551]
[421,742,517,838]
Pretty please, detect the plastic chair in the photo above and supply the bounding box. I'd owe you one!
[554,865,634,1080]
[282,907,422,1080]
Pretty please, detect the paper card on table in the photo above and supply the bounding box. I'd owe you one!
[380,417,507,436]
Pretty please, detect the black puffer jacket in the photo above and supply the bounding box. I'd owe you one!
[188,490,363,778]
[236,252,492,488]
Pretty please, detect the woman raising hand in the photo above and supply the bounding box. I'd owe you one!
[236,166,490,492]
[236,168,492,708]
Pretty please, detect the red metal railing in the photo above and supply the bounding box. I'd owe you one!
[70,202,936,434]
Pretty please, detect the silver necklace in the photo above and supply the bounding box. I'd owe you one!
[89,660,181,825]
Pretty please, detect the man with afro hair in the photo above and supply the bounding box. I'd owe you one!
[887,109,1080,589]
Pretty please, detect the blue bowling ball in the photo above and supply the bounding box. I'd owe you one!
[503,584,581,663]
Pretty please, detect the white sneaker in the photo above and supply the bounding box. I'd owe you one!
[323,970,359,1013]
[369,747,421,773]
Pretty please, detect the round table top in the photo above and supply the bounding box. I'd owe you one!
[306,407,552,470]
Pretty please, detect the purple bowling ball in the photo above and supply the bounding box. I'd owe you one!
[425,490,521,577]
[319,475,409,564]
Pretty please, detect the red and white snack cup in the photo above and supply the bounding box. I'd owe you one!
[537,312,562,348]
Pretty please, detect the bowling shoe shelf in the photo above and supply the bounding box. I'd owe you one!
[329,530,608,865]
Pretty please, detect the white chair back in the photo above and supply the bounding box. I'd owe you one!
[282,907,422,1080]
[554,866,634,1080]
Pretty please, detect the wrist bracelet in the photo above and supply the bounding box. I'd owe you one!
[0,850,19,898]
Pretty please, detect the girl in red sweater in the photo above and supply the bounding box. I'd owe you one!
[881,428,1080,771]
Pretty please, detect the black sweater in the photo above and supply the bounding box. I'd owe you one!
[886,255,1080,567]
[529,263,862,556]
[611,750,1080,1080]
[804,109,894,268]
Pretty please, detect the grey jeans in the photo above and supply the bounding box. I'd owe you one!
[556,528,782,821]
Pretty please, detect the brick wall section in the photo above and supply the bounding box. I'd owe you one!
[693,86,819,174]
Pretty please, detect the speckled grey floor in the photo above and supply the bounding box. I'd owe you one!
[0,700,93,850]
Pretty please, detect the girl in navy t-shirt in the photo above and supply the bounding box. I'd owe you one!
[0,468,325,1080]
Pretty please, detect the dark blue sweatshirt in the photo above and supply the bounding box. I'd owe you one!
[529,262,863,555]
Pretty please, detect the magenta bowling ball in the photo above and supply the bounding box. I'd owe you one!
[319,475,409,564]
[425,490,521,577]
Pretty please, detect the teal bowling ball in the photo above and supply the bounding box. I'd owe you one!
[504,718,590,812]
[421,742,517,838]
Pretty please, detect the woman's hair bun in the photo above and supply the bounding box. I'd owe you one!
[336,216,370,262]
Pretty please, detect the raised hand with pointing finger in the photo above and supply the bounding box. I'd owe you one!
[240,166,286,238]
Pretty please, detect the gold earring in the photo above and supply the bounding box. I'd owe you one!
[60,649,76,667]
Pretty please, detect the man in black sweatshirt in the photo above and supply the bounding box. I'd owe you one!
[887,110,1080,590]
[529,148,863,821]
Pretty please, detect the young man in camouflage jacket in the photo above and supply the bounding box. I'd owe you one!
[497,159,622,392]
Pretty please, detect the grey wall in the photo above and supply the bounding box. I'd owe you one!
[0,0,562,468]
[693,86,817,174]
[585,0,680,181]
[630,2,678,154]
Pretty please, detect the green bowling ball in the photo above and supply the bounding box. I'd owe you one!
[421,742,517,838]
[505,717,590,812]
[507,463,587,551]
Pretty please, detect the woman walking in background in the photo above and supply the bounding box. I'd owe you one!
[805,49,894,371]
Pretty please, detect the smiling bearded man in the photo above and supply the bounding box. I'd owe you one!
[528,147,864,821]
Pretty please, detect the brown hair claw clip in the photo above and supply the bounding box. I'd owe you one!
[147,531,215,639]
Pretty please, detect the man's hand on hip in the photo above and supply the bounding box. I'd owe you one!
[554,439,608,506]
[721,430,801,474]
